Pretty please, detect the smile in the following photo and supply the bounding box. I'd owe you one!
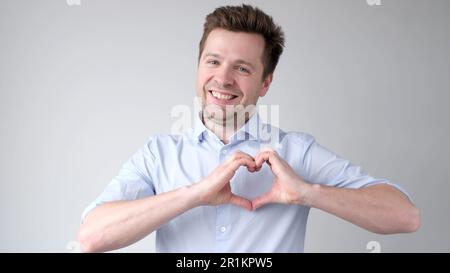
[208,90,238,101]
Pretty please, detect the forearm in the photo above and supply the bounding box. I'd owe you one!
[304,183,421,234]
[78,185,202,252]
[78,151,256,253]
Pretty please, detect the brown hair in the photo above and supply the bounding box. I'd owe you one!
[198,4,285,80]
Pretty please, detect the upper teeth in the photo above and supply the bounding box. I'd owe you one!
[211,91,234,100]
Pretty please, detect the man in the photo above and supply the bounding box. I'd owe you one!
[78,5,420,253]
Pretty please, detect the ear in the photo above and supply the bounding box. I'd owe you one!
[259,74,273,97]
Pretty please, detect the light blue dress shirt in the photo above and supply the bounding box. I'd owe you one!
[82,113,409,252]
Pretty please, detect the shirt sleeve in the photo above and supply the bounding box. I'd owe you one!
[300,136,412,201]
[81,138,157,222]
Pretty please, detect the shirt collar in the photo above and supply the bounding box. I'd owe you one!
[192,112,208,143]
[192,111,262,143]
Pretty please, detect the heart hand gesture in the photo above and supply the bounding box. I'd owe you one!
[194,149,313,211]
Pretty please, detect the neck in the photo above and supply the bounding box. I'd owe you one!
[201,111,253,144]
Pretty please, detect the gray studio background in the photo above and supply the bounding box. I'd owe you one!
[1,0,449,252]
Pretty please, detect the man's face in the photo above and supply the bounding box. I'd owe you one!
[197,28,272,122]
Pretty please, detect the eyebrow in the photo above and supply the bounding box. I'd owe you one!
[203,52,256,70]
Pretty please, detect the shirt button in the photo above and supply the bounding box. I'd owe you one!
[220,226,226,233]
[222,149,228,155]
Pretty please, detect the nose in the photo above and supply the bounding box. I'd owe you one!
[214,66,234,88]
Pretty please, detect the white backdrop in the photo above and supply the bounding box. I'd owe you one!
[1,0,449,252]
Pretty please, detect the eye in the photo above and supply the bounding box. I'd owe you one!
[207,60,219,65]
[237,66,250,74]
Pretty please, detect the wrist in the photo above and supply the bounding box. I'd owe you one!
[298,181,320,207]
[185,182,207,207]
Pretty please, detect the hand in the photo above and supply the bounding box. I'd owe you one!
[194,151,257,210]
[252,148,313,210]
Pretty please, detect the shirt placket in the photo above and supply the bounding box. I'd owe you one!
[215,146,232,252]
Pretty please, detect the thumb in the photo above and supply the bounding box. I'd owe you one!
[229,194,253,211]
[252,190,275,210]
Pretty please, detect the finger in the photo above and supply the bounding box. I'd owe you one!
[245,159,258,172]
[255,150,283,168]
[254,151,270,167]
[215,157,255,183]
[230,194,253,211]
[247,165,257,172]
[225,150,254,165]
[252,190,275,210]
[219,158,254,183]
[229,157,257,172]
